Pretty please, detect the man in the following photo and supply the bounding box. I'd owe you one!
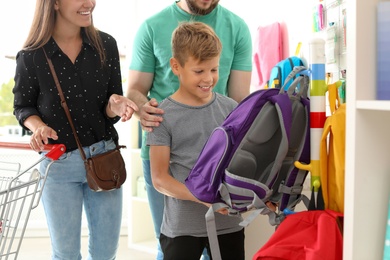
[126,1,252,259]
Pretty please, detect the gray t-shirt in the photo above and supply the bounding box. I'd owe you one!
[147,93,243,238]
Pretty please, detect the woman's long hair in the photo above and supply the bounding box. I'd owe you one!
[23,0,105,64]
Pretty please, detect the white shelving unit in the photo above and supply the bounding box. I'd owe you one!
[128,149,157,253]
[344,0,390,259]
[126,120,157,255]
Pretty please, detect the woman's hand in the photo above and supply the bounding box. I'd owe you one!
[23,115,58,152]
[107,94,139,122]
[30,125,58,152]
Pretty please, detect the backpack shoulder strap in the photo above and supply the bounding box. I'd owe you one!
[273,73,311,214]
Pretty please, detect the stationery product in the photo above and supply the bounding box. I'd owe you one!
[377,2,390,100]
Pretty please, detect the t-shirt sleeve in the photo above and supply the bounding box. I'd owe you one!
[129,21,156,73]
[231,21,253,72]
[146,121,171,147]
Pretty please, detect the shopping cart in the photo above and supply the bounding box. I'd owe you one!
[0,142,65,259]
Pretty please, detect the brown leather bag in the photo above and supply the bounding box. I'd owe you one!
[44,48,127,192]
[84,146,127,191]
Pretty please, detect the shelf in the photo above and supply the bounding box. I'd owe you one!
[344,0,390,259]
[127,238,157,255]
[128,194,155,245]
[356,100,390,111]
[127,148,156,254]
[131,196,148,203]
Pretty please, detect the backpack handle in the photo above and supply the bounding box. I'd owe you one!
[280,67,310,99]
[280,66,310,94]
[286,74,310,98]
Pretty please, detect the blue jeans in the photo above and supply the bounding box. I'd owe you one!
[143,159,210,260]
[40,139,122,260]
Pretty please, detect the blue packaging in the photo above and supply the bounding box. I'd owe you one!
[377,2,390,100]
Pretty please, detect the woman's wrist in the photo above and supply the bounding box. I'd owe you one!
[105,102,116,118]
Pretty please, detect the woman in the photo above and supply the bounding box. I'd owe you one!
[13,0,138,259]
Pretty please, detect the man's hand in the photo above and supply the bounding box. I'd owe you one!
[139,98,164,132]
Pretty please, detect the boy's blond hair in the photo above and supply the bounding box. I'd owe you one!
[172,22,222,66]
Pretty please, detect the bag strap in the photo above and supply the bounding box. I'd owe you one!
[280,66,310,96]
[277,75,312,212]
[42,48,87,161]
[328,81,343,115]
[205,205,223,260]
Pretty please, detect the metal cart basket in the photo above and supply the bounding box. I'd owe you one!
[0,142,65,259]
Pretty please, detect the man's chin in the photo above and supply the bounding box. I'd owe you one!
[186,0,219,15]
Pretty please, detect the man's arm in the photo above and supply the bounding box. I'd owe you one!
[125,70,164,132]
[227,70,252,103]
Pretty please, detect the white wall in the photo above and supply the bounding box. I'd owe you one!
[121,0,314,69]
[0,0,314,83]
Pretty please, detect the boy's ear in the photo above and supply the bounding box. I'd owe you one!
[170,57,180,75]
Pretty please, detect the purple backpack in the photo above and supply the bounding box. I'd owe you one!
[185,67,311,259]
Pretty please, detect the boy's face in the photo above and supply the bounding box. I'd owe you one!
[171,55,220,105]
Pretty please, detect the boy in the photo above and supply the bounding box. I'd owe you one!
[147,22,245,260]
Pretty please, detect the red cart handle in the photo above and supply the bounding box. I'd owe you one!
[0,142,66,161]
[44,144,66,160]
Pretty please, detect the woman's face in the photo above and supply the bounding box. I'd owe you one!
[54,0,96,28]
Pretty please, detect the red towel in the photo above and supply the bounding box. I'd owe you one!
[253,210,343,260]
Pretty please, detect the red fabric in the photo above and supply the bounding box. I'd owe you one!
[253,210,343,260]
